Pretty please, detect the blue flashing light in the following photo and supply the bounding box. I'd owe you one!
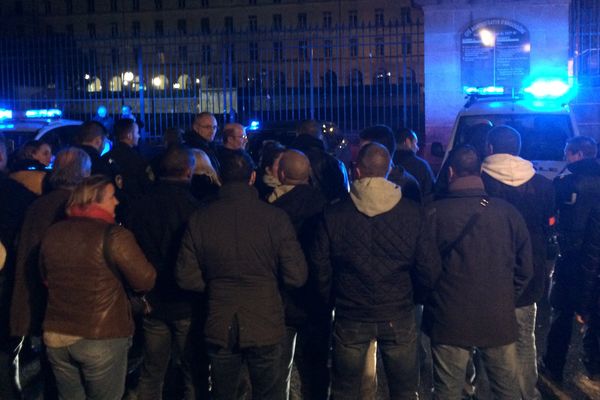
[0,123,14,129]
[464,86,505,96]
[0,109,13,120]
[100,138,112,156]
[247,120,260,131]
[522,79,571,99]
[25,108,62,118]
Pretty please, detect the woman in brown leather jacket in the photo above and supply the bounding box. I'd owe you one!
[40,175,156,400]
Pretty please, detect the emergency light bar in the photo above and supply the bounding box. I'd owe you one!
[0,109,13,120]
[25,108,62,118]
[464,86,505,96]
[247,120,260,131]
[522,79,571,99]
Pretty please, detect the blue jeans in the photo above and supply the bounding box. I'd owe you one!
[207,341,284,400]
[431,343,519,400]
[332,317,418,400]
[46,337,131,400]
[515,305,541,400]
[137,317,209,400]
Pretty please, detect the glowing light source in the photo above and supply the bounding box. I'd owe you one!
[523,79,571,98]
[0,109,13,120]
[84,74,91,80]
[479,29,496,47]
[152,76,163,87]
[523,43,531,53]
[464,86,505,95]
[173,83,181,89]
[25,109,62,118]
[123,71,134,82]
[247,120,260,131]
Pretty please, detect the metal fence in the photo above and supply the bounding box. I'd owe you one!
[571,0,600,85]
[0,20,424,141]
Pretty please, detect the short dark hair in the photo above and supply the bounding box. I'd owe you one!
[356,142,391,178]
[194,111,215,122]
[448,145,481,177]
[566,136,598,159]
[77,121,106,144]
[164,127,183,147]
[259,141,285,172]
[114,118,136,141]
[297,120,321,138]
[487,125,522,156]
[160,145,195,178]
[220,150,256,183]
[395,128,417,144]
[359,125,396,155]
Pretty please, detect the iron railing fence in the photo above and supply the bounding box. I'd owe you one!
[571,0,600,85]
[0,20,424,141]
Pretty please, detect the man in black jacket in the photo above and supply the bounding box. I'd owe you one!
[311,143,441,399]
[543,136,600,382]
[359,125,422,204]
[424,145,532,400]
[75,120,110,175]
[481,125,555,399]
[268,149,329,400]
[184,112,220,172]
[289,119,349,204]
[393,128,436,204]
[176,150,307,400]
[131,146,208,399]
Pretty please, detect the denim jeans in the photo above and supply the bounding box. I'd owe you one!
[207,341,284,400]
[431,343,519,400]
[332,317,418,400]
[515,304,541,400]
[46,337,131,400]
[137,316,209,400]
[283,320,331,400]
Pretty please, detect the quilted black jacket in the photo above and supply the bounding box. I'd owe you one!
[310,196,441,322]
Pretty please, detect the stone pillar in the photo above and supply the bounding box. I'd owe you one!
[415,0,571,152]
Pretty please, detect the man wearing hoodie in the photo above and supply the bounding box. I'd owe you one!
[268,149,329,400]
[424,145,532,400]
[543,136,600,383]
[311,142,441,399]
[481,125,555,400]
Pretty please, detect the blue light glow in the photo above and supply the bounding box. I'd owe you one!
[523,79,571,99]
[100,139,112,156]
[247,120,260,131]
[0,123,14,129]
[0,109,13,120]
[464,86,505,95]
[25,108,62,118]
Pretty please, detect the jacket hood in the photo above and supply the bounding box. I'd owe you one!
[481,154,535,187]
[290,134,326,152]
[350,177,402,217]
[267,184,295,203]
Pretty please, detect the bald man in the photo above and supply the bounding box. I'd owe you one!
[268,149,330,400]
[311,142,441,399]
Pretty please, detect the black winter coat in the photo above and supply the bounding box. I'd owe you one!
[176,183,307,348]
[552,158,600,309]
[311,196,441,323]
[131,180,202,321]
[289,134,349,203]
[482,172,555,306]
[102,142,153,200]
[184,131,221,173]
[579,204,600,316]
[387,164,423,204]
[394,150,436,204]
[423,180,533,348]
[272,185,328,326]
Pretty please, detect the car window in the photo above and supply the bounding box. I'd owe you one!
[456,114,573,161]
[0,131,37,155]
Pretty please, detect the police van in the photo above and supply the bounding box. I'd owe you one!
[0,108,83,156]
[433,79,579,179]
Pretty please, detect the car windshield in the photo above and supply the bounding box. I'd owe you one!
[455,114,573,161]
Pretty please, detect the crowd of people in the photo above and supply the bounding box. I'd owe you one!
[0,110,599,400]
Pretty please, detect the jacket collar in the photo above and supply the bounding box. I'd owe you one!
[568,158,600,176]
[481,154,535,187]
[219,182,258,200]
[446,175,487,198]
[291,134,325,151]
[350,177,402,217]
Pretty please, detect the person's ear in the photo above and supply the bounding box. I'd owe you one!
[354,165,363,180]
[249,170,257,186]
[277,169,286,184]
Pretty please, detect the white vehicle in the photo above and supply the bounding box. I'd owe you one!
[433,81,579,179]
[0,108,83,155]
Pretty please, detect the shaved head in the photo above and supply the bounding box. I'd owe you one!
[356,142,391,178]
[278,149,311,185]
